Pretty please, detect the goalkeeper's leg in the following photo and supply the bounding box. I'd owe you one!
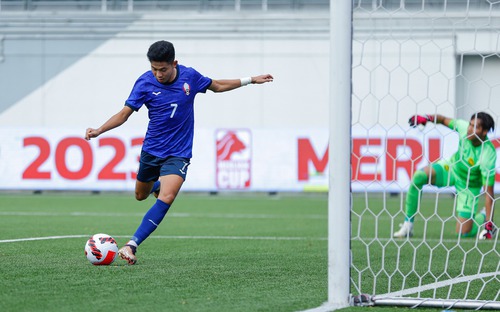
[459,211,485,237]
[405,169,429,222]
[394,163,449,238]
[456,189,484,237]
[394,169,430,238]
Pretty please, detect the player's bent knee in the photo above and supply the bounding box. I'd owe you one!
[135,192,149,201]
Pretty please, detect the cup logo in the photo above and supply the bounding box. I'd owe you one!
[216,129,251,189]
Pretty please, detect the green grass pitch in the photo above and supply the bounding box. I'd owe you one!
[0,192,496,311]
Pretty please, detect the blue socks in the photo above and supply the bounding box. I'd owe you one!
[131,199,170,245]
[150,180,161,194]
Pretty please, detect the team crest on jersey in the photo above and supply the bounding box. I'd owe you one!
[183,83,190,95]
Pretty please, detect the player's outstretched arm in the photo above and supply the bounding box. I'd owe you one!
[208,74,274,93]
[85,106,134,140]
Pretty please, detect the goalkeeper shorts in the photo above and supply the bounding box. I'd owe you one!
[432,160,481,219]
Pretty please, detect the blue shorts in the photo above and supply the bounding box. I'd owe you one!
[136,150,190,183]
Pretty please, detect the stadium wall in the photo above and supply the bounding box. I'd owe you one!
[0,11,499,192]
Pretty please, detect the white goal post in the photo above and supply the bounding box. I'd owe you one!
[314,1,500,311]
[328,0,352,309]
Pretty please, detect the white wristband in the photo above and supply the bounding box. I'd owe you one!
[240,77,252,86]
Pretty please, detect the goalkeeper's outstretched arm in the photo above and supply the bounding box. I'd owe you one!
[408,114,452,127]
[432,114,452,127]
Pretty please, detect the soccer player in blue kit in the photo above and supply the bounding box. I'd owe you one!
[85,40,273,264]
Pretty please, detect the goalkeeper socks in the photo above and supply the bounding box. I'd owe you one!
[468,211,486,237]
[404,170,428,222]
[459,211,485,237]
[131,199,170,245]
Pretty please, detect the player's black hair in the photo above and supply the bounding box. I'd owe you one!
[147,40,175,63]
[471,112,495,132]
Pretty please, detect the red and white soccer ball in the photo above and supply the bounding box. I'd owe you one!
[84,233,118,265]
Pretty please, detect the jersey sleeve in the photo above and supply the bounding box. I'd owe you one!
[448,118,468,137]
[125,76,148,111]
[481,142,497,187]
[189,67,212,94]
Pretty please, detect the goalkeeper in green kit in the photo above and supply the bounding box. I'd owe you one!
[394,112,497,239]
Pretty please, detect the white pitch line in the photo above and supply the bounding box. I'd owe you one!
[0,234,488,245]
[148,235,326,241]
[350,237,478,244]
[0,211,325,219]
[0,235,326,244]
[0,235,90,243]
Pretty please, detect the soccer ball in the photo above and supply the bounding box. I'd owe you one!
[84,233,118,265]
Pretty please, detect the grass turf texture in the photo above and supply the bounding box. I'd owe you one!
[1,193,327,312]
[0,192,497,312]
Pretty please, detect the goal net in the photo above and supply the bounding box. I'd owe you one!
[349,0,500,310]
[346,0,500,309]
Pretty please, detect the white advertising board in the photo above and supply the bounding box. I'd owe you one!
[1,126,499,192]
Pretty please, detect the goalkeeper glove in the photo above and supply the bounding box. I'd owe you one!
[408,114,434,127]
[479,221,497,240]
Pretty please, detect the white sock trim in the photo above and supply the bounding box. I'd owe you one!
[127,240,138,247]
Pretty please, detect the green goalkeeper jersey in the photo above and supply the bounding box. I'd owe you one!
[448,119,497,189]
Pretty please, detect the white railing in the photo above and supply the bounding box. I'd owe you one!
[0,0,329,12]
[1,0,496,13]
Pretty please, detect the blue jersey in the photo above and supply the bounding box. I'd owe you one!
[125,64,212,158]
